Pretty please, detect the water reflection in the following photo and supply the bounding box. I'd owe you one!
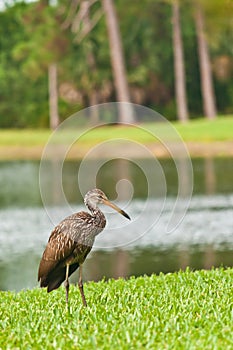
[204,157,216,194]
[86,245,233,280]
[1,244,232,291]
[0,158,232,207]
[0,158,232,291]
[0,161,41,207]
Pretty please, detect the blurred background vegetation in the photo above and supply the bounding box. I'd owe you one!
[0,0,232,128]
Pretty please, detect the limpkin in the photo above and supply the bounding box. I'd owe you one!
[38,188,130,307]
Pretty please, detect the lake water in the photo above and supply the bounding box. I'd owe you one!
[0,158,232,291]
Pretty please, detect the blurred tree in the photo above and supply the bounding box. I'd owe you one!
[196,0,233,115]
[0,0,232,128]
[48,62,59,129]
[172,0,189,122]
[0,2,48,127]
[194,0,217,119]
[61,0,104,124]
[102,0,135,123]
[116,0,174,119]
[13,0,69,129]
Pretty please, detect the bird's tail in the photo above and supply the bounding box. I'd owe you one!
[39,263,79,293]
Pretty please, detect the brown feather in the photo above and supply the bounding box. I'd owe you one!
[38,212,98,292]
[46,263,79,292]
[38,189,130,298]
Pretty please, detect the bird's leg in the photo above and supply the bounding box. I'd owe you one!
[78,265,87,307]
[64,264,70,308]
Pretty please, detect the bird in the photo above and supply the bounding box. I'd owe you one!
[38,188,130,307]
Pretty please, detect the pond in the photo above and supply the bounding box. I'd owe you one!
[0,158,232,291]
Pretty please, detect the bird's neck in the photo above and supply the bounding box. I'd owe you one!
[86,203,106,229]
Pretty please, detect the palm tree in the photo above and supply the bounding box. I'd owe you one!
[194,1,217,119]
[102,0,135,123]
[48,63,59,130]
[172,0,189,122]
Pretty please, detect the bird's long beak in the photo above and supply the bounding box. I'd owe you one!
[103,199,131,220]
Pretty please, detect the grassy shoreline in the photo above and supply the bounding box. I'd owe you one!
[1,268,233,349]
[0,116,233,160]
[0,141,233,160]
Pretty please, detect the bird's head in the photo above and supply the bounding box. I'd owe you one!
[84,188,130,220]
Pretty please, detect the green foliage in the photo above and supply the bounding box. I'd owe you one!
[198,0,233,53]
[0,2,49,127]
[0,0,233,127]
[0,269,233,348]
[13,2,69,78]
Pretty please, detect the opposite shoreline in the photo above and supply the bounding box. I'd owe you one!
[0,141,233,160]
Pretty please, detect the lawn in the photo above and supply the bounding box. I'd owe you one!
[0,116,232,159]
[149,116,233,142]
[0,116,232,147]
[1,268,233,349]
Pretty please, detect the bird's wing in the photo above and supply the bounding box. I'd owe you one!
[38,212,90,283]
[38,233,75,283]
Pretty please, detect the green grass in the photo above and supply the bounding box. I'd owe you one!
[0,116,233,148]
[1,268,233,349]
[0,129,51,146]
[168,116,233,141]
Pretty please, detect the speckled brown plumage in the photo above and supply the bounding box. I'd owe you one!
[38,188,130,307]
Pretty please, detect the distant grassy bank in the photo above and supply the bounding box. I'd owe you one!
[0,116,233,159]
[0,268,232,349]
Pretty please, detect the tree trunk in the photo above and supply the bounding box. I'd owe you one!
[172,0,189,122]
[48,63,59,130]
[102,0,135,123]
[83,0,99,124]
[89,90,99,124]
[194,2,217,119]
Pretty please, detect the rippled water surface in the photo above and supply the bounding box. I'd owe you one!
[0,158,232,291]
